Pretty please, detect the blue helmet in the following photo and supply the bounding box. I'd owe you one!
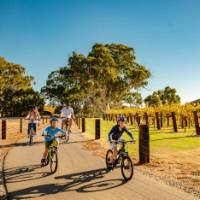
[117,115,126,122]
[50,117,58,122]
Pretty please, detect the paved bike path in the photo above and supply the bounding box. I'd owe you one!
[4,132,198,200]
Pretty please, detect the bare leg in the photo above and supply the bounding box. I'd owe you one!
[61,120,64,130]
[43,148,48,159]
[112,146,118,162]
[69,119,72,131]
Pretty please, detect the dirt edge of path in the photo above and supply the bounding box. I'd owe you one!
[0,151,8,200]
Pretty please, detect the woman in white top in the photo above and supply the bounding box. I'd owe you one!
[60,102,75,131]
[26,106,41,135]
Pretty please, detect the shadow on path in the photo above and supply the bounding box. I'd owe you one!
[0,141,43,148]
[5,164,51,184]
[8,168,126,199]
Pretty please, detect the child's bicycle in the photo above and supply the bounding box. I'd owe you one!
[41,134,65,174]
[62,118,70,142]
[28,120,36,145]
[105,139,134,182]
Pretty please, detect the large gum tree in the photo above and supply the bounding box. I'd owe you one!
[42,43,151,115]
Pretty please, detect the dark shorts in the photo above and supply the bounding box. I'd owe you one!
[28,123,36,134]
[45,140,58,148]
[45,140,53,148]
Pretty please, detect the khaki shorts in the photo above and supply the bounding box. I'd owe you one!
[110,142,117,150]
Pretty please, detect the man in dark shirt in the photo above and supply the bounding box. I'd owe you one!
[108,115,134,163]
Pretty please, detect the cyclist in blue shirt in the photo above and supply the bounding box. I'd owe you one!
[108,116,135,164]
[41,117,66,165]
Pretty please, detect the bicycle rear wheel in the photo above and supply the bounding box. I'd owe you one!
[65,120,70,142]
[50,149,58,173]
[65,132,70,143]
[121,156,134,181]
[105,149,113,171]
[29,132,33,145]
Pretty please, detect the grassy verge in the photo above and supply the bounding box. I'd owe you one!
[85,118,200,159]
[84,118,200,197]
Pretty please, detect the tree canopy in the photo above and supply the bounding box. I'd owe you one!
[144,86,181,107]
[42,43,151,115]
[123,91,143,107]
[0,57,44,116]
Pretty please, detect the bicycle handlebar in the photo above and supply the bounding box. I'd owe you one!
[112,140,135,144]
[41,134,65,139]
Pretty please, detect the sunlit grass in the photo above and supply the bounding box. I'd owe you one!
[85,118,200,159]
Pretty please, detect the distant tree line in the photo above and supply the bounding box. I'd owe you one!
[0,57,44,116]
[144,86,181,107]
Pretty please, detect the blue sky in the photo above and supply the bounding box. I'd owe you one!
[0,0,200,103]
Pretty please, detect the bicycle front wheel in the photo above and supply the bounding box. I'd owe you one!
[50,149,58,173]
[121,156,134,181]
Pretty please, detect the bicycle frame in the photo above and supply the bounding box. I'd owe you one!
[117,141,132,159]
[62,118,69,130]
[47,140,58,157]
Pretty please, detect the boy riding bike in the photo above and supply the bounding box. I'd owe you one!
[108,116,135,166]
[25,106,41,136]
[41,117,66,165]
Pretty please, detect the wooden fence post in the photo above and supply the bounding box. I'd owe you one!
[193,111,200,135]
[95,119,101,139]
[139,125,150,164]
[155,112,161,130]
[166,115,170,127]
[172,112,178,132]
[115,114,117,122]
[129,114,133,125]
[160,112,163,128]
[126,115,130,123]
[144,112,149,125]
[78,118,81,129]
[181,115,184,129]
[77,117,79,128]
[112,114,115,122]
[2,117,6,140]
[20,118,23,133]
[136,113,140,126]
[82,118,85,132]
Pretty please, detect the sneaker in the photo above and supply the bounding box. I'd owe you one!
[41,158,45,165]
[112,159,118,168]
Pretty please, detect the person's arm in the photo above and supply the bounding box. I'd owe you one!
[25,113,30,120]
[60,108,64,118]
[124,127,134,141]
[42,128,48,136]
[36,112,41,120]
[71,108,75,119]
[58,128,66,135]
[108,126,115,142]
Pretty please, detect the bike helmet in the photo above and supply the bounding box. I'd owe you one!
[32,106,37,110]
[117,115,126,122]
[66,102,70,106]
[50,117,58,122]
